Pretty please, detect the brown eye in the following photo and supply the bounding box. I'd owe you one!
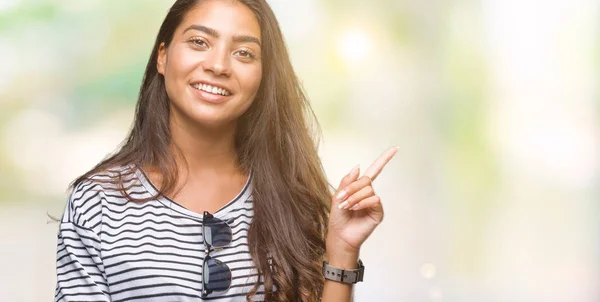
[235,49,256,59]
[189,38,208,48]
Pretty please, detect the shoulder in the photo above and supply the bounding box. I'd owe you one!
[61,165,139,229]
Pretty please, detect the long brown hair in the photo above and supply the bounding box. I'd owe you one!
[73,0,332,300]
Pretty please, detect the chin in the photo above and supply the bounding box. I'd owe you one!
[171,96,249,129]
[189,112,239,129]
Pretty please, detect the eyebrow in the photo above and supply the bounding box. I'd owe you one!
[183,24,261,47]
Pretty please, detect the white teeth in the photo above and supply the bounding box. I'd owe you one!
[192,83,230,96]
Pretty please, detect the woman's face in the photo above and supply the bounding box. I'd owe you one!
[157,0,262,129]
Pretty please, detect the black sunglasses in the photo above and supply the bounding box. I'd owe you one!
[201,211,233,298]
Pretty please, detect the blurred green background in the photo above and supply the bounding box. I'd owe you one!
[0,0,598,301]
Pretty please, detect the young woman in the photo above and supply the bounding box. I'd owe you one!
[54,0,397,301]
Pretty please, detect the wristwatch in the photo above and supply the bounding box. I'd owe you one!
[322,259,364,284]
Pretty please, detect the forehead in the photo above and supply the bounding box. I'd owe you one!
[178,0,261,39]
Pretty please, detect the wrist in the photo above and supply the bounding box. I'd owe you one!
[325,240,360,269]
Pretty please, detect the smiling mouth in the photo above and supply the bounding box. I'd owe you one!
[190,83,232,96]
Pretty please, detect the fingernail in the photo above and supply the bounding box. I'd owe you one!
[350,203,360,210]
[336,190,347,201]
[338,200,349,209]
[349,164,360,175]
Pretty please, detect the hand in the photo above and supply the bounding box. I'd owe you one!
[326,146,399,258]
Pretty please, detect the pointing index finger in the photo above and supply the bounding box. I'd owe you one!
[363,146,399,181]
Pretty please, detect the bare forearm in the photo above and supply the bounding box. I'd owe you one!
[321,248,359,302]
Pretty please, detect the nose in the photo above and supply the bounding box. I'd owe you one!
[202,45,231,77]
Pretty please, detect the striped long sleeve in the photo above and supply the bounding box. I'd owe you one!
[55,180,110,302]
[53,166,267,301]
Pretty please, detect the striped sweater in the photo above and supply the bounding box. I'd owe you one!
[54,165,267,301]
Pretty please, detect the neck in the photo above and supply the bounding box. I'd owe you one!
[169,113,240,176]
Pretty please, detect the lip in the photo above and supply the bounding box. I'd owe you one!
[190,80,233,95]
[189,81,233,104]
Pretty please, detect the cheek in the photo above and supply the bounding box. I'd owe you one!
[164,48,197,89]
[231,67,261,118]
[239,66,262,98]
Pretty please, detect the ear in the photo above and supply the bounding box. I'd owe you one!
[157,42,167,75]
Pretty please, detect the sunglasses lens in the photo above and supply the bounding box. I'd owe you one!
[203,216,232,248]
[203,258,232,292]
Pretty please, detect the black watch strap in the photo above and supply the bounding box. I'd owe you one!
[322,259,364,284]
